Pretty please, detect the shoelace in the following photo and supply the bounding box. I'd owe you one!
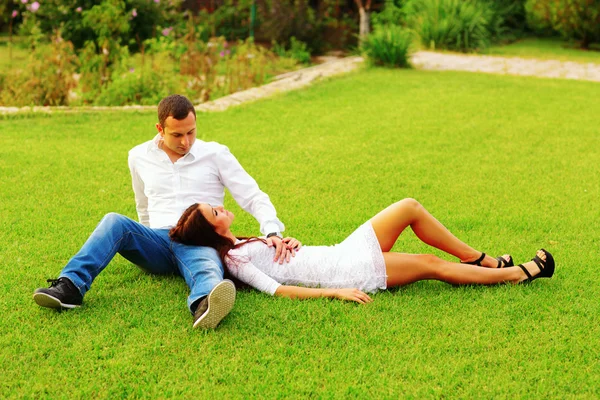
[46,278,61,287]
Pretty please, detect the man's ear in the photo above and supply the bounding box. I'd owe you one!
[156,122,164,136]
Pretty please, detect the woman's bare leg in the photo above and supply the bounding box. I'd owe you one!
[370,198,507,268]
[384,251,546,287]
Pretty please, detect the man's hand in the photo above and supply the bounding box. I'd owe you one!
[266,236,302,264]
[282,237,302,256]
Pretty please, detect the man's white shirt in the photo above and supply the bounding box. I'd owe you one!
[128,135,284,234]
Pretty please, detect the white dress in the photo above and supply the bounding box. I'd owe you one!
[226,222,387,295]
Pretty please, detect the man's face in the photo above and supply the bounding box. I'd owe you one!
[156,111,197,158]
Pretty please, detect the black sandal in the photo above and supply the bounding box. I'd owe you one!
[518,249,555,284]
[462,253,514,268]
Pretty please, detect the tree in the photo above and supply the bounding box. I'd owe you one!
[354,0,372,42]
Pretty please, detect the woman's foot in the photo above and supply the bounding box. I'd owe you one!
[516,249,555,283]
[461,253,513,268]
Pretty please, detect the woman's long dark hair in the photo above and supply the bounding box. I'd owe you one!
[169,203,266,270]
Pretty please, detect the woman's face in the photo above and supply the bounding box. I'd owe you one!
[198,203,234,235]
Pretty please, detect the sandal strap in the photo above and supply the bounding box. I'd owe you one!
[463,252,486,266]
[496,255,513,268]
[518,264,533,281]
[531,256,545,272]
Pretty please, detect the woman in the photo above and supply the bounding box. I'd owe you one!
[169,199,554,303]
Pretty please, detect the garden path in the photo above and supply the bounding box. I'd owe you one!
[411,51,600,82]
[1,51,599,115]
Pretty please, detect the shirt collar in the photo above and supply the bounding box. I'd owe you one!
[147,134,202,161]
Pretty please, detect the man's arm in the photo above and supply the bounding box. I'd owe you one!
[215,146,284,236]
[128,154,150,226]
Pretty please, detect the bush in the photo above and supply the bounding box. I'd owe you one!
[0,32,78,106]
[362,25,413,68]
[486,0,527,40]
[255,0,356,53]
[15,0,182,51]
[525,0,600,48]
[404,0,495,52]
[94,66,180,106]
[273,37,311,65]
[372,0,405,29]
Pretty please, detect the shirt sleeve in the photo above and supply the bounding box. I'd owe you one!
[128,152,150,226]
[216,146,285,235]
[227,246,281,295]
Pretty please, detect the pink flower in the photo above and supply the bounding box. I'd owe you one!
[76,7,82,12]
[12,10,18,18]
[162,27,173,36]
[21,0,27,4]
[131,8,137,17]
[219,51,225,57]
[129,68,135,73]
[30,1,40,12]
[154,0,160,3]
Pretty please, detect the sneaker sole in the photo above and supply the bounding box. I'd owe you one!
[193,280,236,329]
[33,293,80,309]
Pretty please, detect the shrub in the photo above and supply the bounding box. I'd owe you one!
[94,66,180,106]
[362,25,413,68]
[404,0,495,52]
[15,0,182,51]
[525,0,600,48]
[0,32,78,106]
[486,0,527,39]
[273,37,311,65]
[255,0,356,53]
[372,0,405,29]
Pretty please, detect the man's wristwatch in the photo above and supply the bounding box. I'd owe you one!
[266,232,281,239]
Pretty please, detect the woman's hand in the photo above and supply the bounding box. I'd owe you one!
[333,288,373,304]
[282,237,302,257]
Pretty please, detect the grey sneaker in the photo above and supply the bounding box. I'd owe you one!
[193,280,236,329]
[33,278,83,309]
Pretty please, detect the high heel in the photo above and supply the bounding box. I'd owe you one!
[518,249,555,284]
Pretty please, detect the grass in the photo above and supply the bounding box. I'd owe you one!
[1,68,600,397]
[487,37,600,64]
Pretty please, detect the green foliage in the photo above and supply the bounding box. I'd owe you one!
[362,25,413,68]
[485,0,527,39]
[372,0,406,28]
[14,0,181,51]
[477,0,525,42]
[273,37,312,65]
[94,65,180,106]
[195,0,254,41]
[0,13,300,106]
[525,0,600,48]
[0,32,78,106]
[76,40,130,105]
[256,0,356,53]
[404,0,495,52]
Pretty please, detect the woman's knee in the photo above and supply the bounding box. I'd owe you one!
[416,254,444,277]
[395,198,423,217]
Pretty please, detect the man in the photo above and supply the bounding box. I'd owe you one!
[33,94,292,329]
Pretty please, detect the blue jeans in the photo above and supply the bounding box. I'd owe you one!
[59,213,224,311]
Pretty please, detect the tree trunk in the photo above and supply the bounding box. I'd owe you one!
[358,7,370,42]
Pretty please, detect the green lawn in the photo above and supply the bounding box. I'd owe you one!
[1,69,599,397]
[487,37,600,64]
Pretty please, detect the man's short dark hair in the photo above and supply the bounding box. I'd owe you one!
[158,95,196,128]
